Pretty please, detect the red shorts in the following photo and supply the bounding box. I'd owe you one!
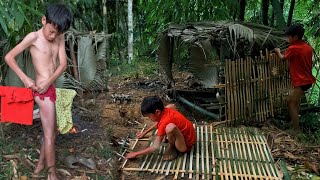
[34,85,56,103]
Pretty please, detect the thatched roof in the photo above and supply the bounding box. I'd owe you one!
[158,21,287,88]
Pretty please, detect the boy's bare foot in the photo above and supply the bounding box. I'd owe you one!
[33,163,44,175]
[163,145,177,161]
[48,173,59,180]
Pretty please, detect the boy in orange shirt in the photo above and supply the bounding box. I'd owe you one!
[126,96,196,161]
[5,3,72,179]
[274,24,315,133]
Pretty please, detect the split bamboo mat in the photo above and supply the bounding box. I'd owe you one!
[122,125,282,180]
[225,52,291,125]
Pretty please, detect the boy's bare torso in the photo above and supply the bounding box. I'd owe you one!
[30,29,61,84]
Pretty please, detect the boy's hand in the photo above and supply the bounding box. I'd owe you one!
[274,48,281,54]
[36,80,51,94]
[136,131,147,139]
[23,77,37,91]
[126,152,137,159]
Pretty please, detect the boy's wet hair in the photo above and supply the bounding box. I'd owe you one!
[141,96,164,116]
[285,24,305,40]
[45,3,72,33]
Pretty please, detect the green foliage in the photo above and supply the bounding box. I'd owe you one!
[109,55,158,78]
[299,112,320,144]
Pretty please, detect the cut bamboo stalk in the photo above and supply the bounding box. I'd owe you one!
[160,159,167,174]
[228,128,241,180]
[219,128,228,180]
[152,145,164,173]
[241,58,246,122]
[229,59,234,125]
[260,135,279,178]
[181,148,188,178]
[240,128,257,179]
[254,133,272,178]
[205,126,210,180]
[245,128,262,178]
[261,56,267,121]
[188,124,196,180]
[226,60,231,124]
[267,53,274,117]
[234,128,248,180]
[196,126,200,180]
[228,59,232,125]
[201,126,205,179]
[141,129,158,170]
[121,124,147,168]
[173,156,182,179]
[249,131,266,177]
[215,128,223,180]
[210,125,216,180]
[232,61,238,125]
[165,160,173,176]
[223,128,233,179]
[123,167,281,179]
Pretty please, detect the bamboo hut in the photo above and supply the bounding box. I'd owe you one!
[158,21,310,125]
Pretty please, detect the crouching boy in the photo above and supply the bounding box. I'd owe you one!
[126,96,196,161]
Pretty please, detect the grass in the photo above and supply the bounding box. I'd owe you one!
[109,55,158,78]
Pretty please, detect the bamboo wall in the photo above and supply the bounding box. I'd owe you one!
[225,52,291,125]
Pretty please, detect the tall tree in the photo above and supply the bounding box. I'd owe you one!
[270,0,286,29]
[128,0,133,63]
[287,0,295,26]
[239,0,246,21]
[261,0,269,25]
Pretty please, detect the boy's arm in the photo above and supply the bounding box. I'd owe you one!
[274,48,285,60]
[136,122,157,139]
[126,135,164,159]
[5,33,37,89]
[37,35,67,94]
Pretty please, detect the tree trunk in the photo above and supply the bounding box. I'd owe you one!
[102,0,109,67]
[271,0,284,27]
[287,0,295,26]
[239,0,246,21]
[128,0,133,63]
[261,0,269,26]
[270,0,286,29]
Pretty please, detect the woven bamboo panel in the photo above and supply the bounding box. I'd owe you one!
[225,52,291,124]
[122,125,281,180]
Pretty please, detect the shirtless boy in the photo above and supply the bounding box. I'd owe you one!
[274,24,315,133]
[126,96,196,161]
[5,4,72,179]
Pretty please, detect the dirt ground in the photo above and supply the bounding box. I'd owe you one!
[1,74,319,179]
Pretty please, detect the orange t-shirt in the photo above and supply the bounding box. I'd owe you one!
[0,86,34,125]
[157,108,196,148]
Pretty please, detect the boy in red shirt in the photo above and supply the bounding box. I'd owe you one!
[126,96,196,161]
[275,24,315,133]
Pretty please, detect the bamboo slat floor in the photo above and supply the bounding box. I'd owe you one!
[122,125,282,180]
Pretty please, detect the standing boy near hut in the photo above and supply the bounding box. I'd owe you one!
[274,24,315,133]
[126,96,196,161]
[5,3,72,179]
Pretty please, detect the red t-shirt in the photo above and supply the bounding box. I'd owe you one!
[157,108,196,147]
[285,40,315,87]
[0,86,34,125]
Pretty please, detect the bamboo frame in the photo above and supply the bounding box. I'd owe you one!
[224,51,292,124]
[122,125,282,180]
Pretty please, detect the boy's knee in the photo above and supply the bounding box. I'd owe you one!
[165,123,177,134]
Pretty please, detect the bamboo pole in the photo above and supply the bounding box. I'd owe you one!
[205,126,210,180]
[201,126,205,179]
[196,126,200,180]
[121,124,147,168]
[188,124,196,179]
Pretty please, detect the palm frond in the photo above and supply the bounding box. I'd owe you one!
[77,36,97,86]
[189,40,219,88]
